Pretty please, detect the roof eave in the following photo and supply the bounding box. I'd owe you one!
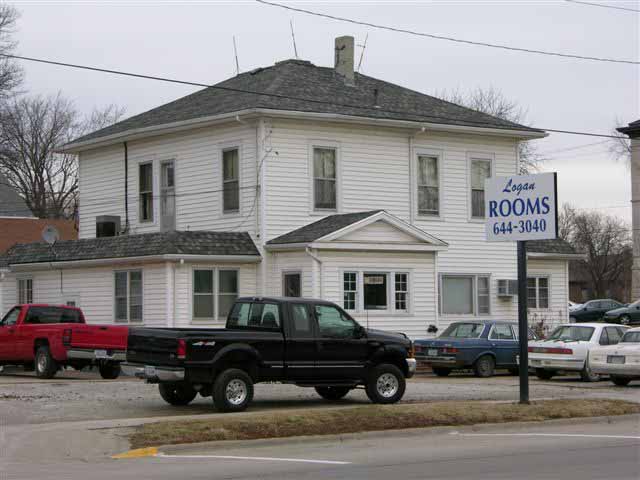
[527,252,586,261]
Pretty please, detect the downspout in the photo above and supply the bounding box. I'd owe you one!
[305,246,323,298]
[123,142,130,234]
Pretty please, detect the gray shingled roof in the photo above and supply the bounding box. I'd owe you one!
[617,119,640,137]
[0,173,33,217]
[526,238,580,255]
[267,210,383,245]
[67,60,542,147]
[4,230,259,265]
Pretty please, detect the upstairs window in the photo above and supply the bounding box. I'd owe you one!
[223,148,239,213]
[139,163,154,222]
[417,155,439,216]
[18,278,33,304]
[313,147,337,210]
[470,158,491,218]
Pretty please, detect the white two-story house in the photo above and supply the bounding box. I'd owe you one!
[0,36,581,337]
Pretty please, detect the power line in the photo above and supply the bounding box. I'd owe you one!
[0,53,624,140]
[255,0,639,65]
[565,0,640,13]
[539,140,610,155]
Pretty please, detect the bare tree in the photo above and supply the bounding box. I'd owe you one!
[0,4,23,99]
[0,93,124,218]
[608,118,631,163]
[435,86,545,174]
[560,203,632,299]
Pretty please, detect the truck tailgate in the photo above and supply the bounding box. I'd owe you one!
[69,325,129,351]
[127,327,184,366]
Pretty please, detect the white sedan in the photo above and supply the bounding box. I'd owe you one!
[589,327,640,386]
[528,323,629,382]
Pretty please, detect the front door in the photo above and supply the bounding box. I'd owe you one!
[284,302,317,380]
[313,304,369,380]
[0,307,20,361]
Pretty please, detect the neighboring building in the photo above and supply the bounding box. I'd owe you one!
[0,36,582,336]
[0,172,33,219]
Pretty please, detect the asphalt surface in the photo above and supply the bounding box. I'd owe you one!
[3,416,639,479]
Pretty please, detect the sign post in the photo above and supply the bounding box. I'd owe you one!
[485,172,558,405]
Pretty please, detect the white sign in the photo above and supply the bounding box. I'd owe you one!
[485,172,558,242]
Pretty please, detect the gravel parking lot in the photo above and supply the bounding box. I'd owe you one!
[1,367,638,426]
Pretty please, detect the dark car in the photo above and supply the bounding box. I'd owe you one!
[604,300,640,325]
[414,320,537,378]
[569,299,626,323]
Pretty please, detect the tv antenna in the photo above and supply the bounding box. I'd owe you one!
[233,36,240,75]
[42,225,60,246]
[357,34,369,73]
[289,20,299,59]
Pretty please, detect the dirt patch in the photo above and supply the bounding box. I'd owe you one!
[130,399,640,448]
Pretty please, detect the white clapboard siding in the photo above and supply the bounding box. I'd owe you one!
[339,220,419,243]
[527,258,570,334]
[78,123,257,239]
[269,251,314,297]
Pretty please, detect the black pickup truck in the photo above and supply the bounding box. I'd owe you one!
[125,296,416,412]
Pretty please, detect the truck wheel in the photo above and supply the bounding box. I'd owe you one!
[611,376,631,387]
[432,367,451,377]
[365,363,406,404]
[536,368,554,380]
[315,386,351,401]
[213,368,254,412]
[99,363,121,380]
[158,383,198,406]
[473,355,495,378]
[35,346,58,379]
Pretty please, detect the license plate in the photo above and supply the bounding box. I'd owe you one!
[607,356,625,365]
[94,349,108,359]
[144,365,157,377]
[428,349,439,356]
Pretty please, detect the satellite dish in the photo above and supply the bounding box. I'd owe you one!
[42,225,60,245]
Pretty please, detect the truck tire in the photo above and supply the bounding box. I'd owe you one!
[611,376,631,387]
[432,367,451,377]
[365,363,406,404]
[213,368,254,412]
[535,368,554,380]
[99,363,121,380]
[35,346,58,379]
[158,383,198,406]
[473,355,495,378]
[315,386,351,401]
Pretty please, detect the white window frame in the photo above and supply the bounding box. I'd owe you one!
[439,274,491,317]
[221,145,242,215]
[282,270,302,297]
[17,277,33,304]
[340,269,412,315]
[467,152,494,221]
[343,271,358,311]
[309,141,341,214]
[191,267,240,322]
[414,147,443,219]
[113,270,143,324]
[138,161,154,223]
[527,276,550,310]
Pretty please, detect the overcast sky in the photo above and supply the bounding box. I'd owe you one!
[12,0,639,222]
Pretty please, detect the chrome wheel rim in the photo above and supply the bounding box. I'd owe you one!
[226,379,248,405]
[376,373,399,398]
[621,316,630,325]
[37,354,46,372]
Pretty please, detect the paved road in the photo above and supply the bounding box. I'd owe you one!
[3,416,639,479]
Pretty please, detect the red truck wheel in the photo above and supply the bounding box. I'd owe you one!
[34,346,58,379]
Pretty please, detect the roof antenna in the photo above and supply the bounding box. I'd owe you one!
[357,33,369,73]
[233,36,240,75]
[289,20,299,59]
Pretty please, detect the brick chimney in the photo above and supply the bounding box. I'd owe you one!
[334,36,355,84]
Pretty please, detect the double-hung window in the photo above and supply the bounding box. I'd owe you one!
[342,271,410,313]
[17,278,33,304]
[527,277,549,309]
[343,272,357,310]
[139,163,153,222]
[470,158,491,218]
[440,274,490,315]
[223,148,239,213]
[417,155,439,216]
[313,147,337,210]
[114,271,143,323]
[160,160,175,231]
[193,269,239,320]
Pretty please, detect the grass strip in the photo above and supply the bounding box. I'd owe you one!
[130,399,640,448]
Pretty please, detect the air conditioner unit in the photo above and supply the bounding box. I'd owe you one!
[96,215,121,238]
[497,279,518,298]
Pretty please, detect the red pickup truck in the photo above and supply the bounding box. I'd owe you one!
[0,304,128,379]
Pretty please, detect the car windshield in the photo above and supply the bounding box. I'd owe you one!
[440,322,484,339]
[547,326,594,342]
[621,331,640,343]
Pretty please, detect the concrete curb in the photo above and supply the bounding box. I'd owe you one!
[156,413,640,455]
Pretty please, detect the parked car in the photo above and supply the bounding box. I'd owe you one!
[569,299,626,323]
[414,320,538,378]
[589,327,640,386]
[124,297,416,412]
[528,323,629,382]
[569,301,582,310]
[0,304,128,379]
[603,300,640,326]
